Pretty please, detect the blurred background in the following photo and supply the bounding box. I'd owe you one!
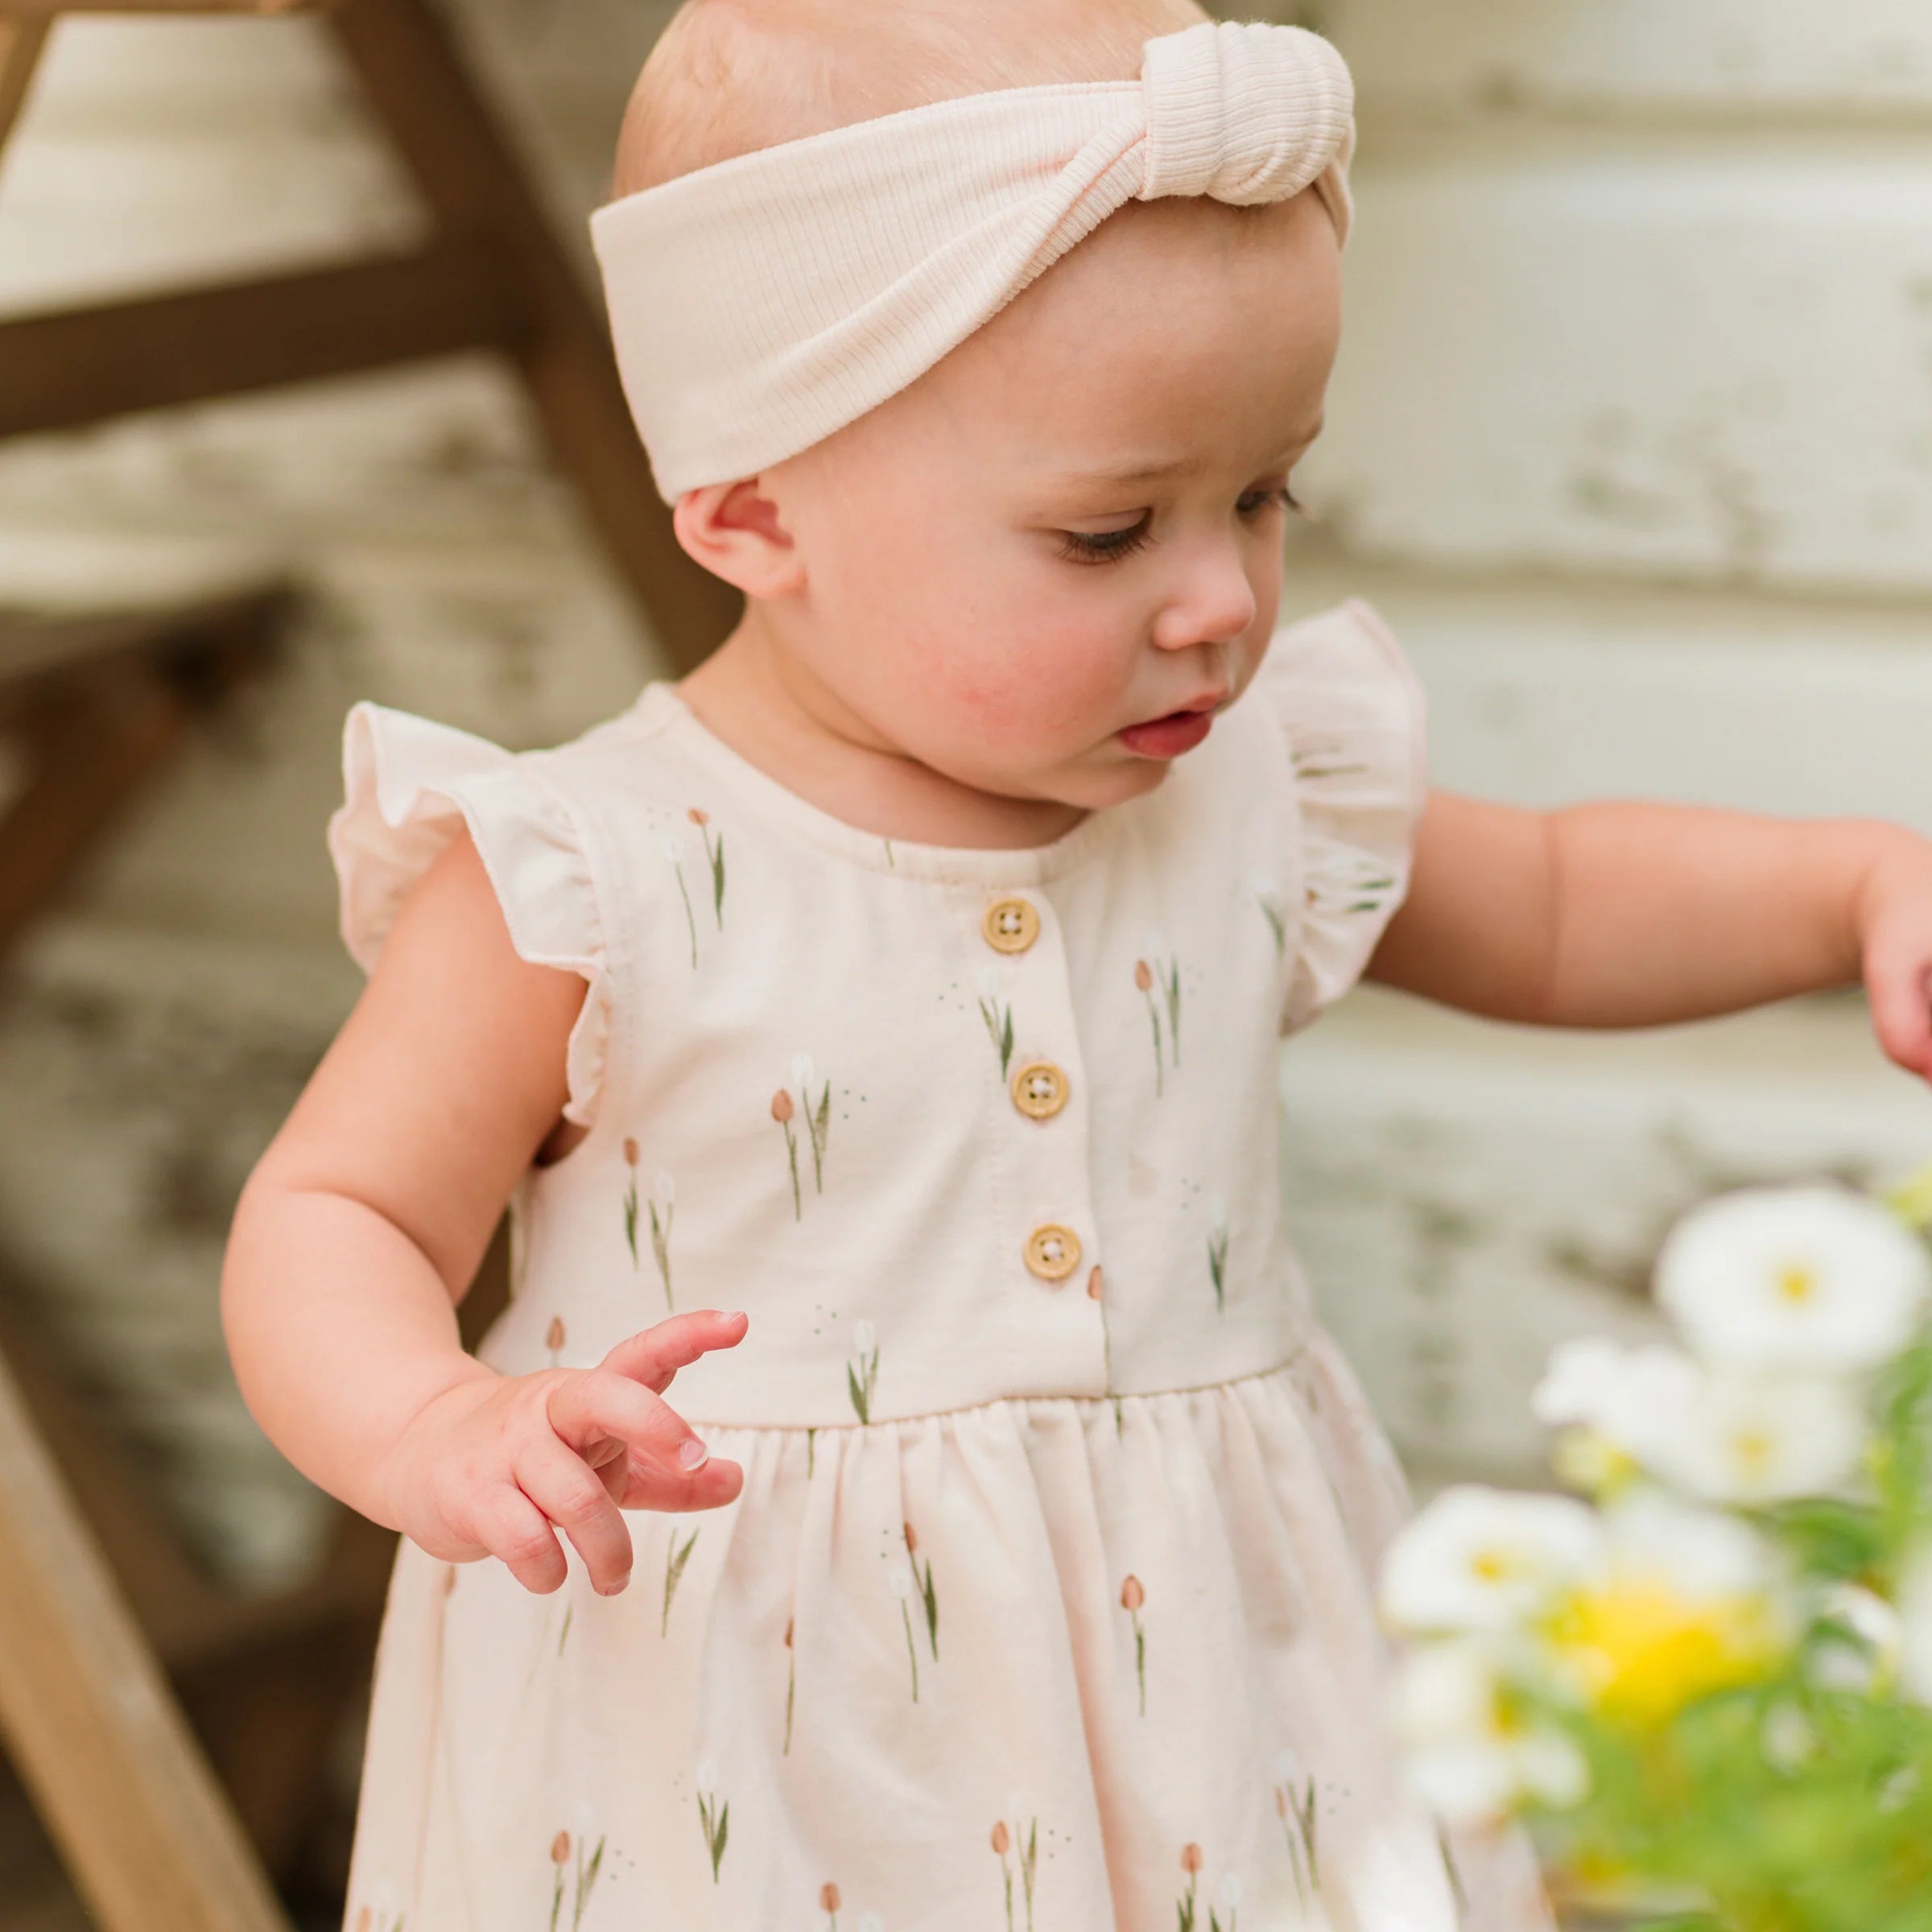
[0,0,1927,1923]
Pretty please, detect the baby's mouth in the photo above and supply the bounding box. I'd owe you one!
[1117,704,1219,761]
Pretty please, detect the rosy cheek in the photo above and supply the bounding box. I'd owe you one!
[931,633,1121,748]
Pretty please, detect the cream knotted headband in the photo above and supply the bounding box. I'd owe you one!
[588,19,1356,503]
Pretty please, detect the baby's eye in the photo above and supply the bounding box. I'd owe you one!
[1055,517,1153,567]
[1054,488,1303,568]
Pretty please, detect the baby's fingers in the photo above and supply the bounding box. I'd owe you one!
[547,1367,729,1500]
[515,1438,634,1596]
[1866,951,1932,1080]
[471,1485,567,1595]
[601,1308,749,1393]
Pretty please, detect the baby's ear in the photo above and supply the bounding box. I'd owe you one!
[671,479,803,597]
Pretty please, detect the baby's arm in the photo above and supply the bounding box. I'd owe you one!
[1367,791,1932,1078]
[221,830,745,1596]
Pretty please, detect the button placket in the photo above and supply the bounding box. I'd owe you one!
[978,890,1107,1395]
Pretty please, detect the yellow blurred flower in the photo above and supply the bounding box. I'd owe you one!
[1545,1576,1780,1724]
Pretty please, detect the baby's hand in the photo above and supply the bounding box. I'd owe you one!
[375,1309,749,1596]
[1860,832,1932,1083]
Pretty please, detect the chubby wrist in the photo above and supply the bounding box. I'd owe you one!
[364,1356,502,1532]
[1845,819,1932,953]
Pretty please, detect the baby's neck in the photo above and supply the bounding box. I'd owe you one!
[671,619,1092,852]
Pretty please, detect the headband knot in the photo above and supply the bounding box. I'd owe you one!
[1140,20,1355,205]
[590,20,1356,502]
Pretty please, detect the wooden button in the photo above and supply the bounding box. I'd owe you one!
[983,896,1040,954]
[1024,1224,1082,1282]
[1010,1059,1069,1120]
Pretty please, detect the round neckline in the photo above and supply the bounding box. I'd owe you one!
[628,680,1125,886]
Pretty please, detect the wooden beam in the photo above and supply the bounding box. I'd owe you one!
[0,234,524,440]
[0,12,48,151]
[329,0,741,671]
[0,1339,294,1932]
[0,2,332,15]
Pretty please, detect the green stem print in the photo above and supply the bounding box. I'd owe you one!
[791,1053,832,1194]
[663,1525,699,1637]
[784,1616,797,1756]
[903,1520,939,1660]
[1207,1204,1229,1313]
[1121,1574,1147,1715]
[1154,944,1182,1068]
[662,832,699,969]
[547,1827,605,1932]
[1134,959,1164,1098]
[1273,1752,1320,1894]
[1089,1266,1113,1389]
[1255,883,1287,956]
[1290,739,1367,783]
[890,1564,920,1703]
[1176,1845,1203,1932]
[771,1089,802,1219]
[556,1600,574,1657]
[687,807,725,927]
[847,1319,879,1422]
[976,967,1015,1077]
[621,1139,641,1266]
[1210,1870,1241,1932]
[991,1804,1039,1932]
[1436,1825,1468,1915]
[695,1761,729,1881]
[648,1170,675,1309]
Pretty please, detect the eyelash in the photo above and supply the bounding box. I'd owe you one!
[1055,487,1303,567]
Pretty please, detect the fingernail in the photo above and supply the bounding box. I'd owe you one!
[679,1437,710,1469]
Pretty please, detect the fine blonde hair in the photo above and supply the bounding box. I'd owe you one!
[613,0,1212,197]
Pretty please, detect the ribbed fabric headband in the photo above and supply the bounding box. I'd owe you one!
[588,19,1356,503]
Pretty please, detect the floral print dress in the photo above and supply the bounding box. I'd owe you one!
[326,599,1554,1932]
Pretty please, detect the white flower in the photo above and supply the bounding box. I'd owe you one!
[1143,925,1167,958]
[1810,1581,1901,1692]
[660,832,687,864]
[1273,1744,1302,1786]
[570,1797,601,1843]
[1005,1785,1029,1822]
[853,1319,876,1356]
[1646,1369,1868,1505]
[1392,1639,1587,1827]
[857,1913,884,1932]
[694,1757,718,1796]
[976,966,1001,1000]
[1216,1871,1243,1910]
[887,1565,912,1600]
[792,1051,817,1091]
[654,1170,675,1207]
[1380,1485,1603,1636]
[1208,1196,1228,1234]
[1655,1185,1930,1373]
[1531,1337,1700,1438]
[1534,1337,1868,1504]
[1600,1488,1778,1603]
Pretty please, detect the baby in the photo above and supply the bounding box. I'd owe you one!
[221,2,1932,1929]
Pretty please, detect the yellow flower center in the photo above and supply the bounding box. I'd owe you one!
[1546,1579,1778,1723]
[1728,1429,1775,1477]
[1775,1262,1818,1304]
[1471,1548,1518,1584]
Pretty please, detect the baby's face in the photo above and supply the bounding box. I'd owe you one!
[752,189,1342,815]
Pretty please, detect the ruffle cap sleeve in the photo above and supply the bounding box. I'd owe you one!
[326,700,612,1128]
[1264,597,1427,1034]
